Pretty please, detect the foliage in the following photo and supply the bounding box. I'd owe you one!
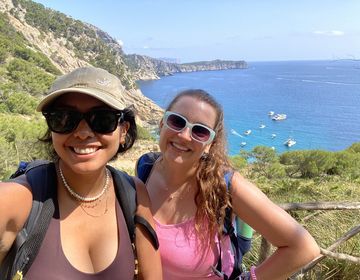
[346,142,360,153]
[0,114,48,180]
[0,91,38,114]
[280,150,336,178]
[229,155,247,171]
[137,125,155,140]
[13,46,60,75]
[244,146,286,179]
[0,12,58,103]
[6,58,55,96]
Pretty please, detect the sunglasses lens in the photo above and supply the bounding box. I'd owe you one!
[166,113,186,131]
[88,110,120,133]
[45,111,80,133]
[192,125,211,142]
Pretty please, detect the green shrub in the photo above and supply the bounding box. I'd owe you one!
[0,114,48,180]
[6,58,55,96]
[248,146,285,179]
[137,125,154,140]
[5,92,38,114]
[280,150,336,178]
[229,155,247,171]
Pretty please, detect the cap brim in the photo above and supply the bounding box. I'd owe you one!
[37,88,125,111]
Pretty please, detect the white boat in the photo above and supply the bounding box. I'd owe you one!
[272,114,287,121]
[240,142,247,147]
[271,133,277,139]
[284,138,296,147]
[259,124,266,129]
[268,111,275,116]
[244,130,252,135]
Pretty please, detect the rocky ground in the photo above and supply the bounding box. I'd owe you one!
[110,140,159,175]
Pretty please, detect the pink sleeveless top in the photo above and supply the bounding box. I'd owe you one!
[155,217,234,280]
[25,201,135,280]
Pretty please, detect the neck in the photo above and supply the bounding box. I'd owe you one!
[57,161,108,197]
[159,157,199,190]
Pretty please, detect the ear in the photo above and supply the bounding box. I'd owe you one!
[119,121,130,144]
[159,118,164,131]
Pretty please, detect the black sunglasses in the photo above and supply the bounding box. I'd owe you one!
[43,109,124,134]
[163,111,216,144]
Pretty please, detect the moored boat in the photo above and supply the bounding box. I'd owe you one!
[284,138,296,147]
[272,113,287,121]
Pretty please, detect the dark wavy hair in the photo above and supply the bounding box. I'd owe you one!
[166,89,233,245]
[39,106,137,161]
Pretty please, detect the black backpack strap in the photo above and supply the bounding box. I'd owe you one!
[134,215,159,249]
[108,166,137,242]
[2,161,56,280]
[108,166,159,249]
[135,152,161,183]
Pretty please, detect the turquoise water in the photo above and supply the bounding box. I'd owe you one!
[137,60,360,155]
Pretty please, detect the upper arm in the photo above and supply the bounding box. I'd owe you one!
[0,177,32,263]
[132,177,162,280]
[229,172,307,248]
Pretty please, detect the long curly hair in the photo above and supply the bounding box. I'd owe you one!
[166,89,233,245]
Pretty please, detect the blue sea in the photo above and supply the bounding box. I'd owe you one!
[137,60,360,155]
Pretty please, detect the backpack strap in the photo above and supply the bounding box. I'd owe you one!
[1,161,56,280]
[215,170,254,280]
[135,152,161,183]
[107,166,159,249]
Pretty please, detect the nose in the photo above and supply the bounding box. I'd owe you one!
[73,119,95,139]
[177,127,192,141]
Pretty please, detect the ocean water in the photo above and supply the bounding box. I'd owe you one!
[137,60,360,155]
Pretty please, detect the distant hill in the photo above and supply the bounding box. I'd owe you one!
[124,54,247,81]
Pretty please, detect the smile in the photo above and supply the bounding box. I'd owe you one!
[171,142,190,152]
[73,147,98,155]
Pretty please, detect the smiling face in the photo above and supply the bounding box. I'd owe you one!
[50,92,127,175]
[159,95,218,166]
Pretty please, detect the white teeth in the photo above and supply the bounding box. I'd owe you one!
[172,142,189,151]
[73,147,97,154]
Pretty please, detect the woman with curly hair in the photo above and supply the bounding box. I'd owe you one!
[137,89,319,280]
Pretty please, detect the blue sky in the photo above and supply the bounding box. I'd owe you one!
[33,0,360,63]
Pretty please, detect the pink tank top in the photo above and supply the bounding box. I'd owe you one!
[25,201,135,280]
[155,217,234,280]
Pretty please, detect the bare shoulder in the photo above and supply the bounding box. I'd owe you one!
[132,176,151,210]
[0,175,33,262]
[230,171,264,196]
[0,175,33,219]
